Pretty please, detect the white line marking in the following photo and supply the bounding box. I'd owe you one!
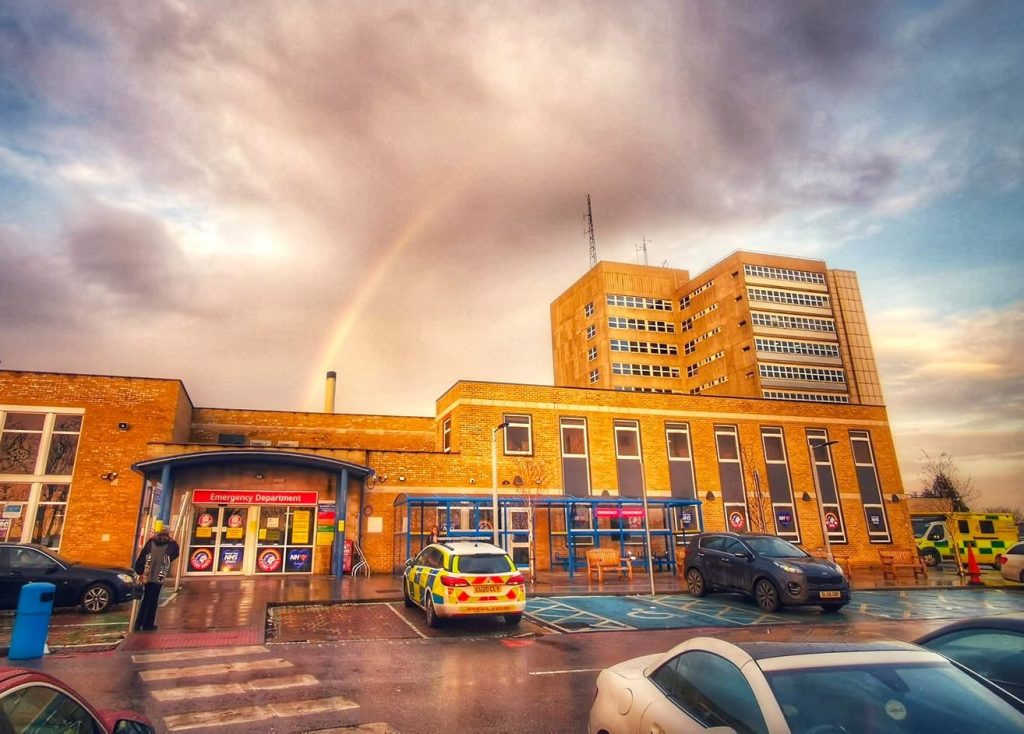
[386,603,427,638]
[529,668,602,676]
[132,646,270,664]
[151,674,318,701]
[164,696,358,731]
[140,658,292,681]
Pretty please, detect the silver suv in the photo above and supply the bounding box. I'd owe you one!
[683,532,850,613]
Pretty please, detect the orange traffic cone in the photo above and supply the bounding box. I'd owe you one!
[966,545,984,586]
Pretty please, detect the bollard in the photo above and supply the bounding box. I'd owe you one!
[8,582,56,660]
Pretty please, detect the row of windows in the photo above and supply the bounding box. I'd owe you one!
[681,302,719,332]
[691,375,728,393]
[608,317,675,333]
[744,264,826,284]
[684,327,722,355]
[606,294,673,311]
[760,364,847,383]
[679,279,714,309]
[614,386,677,394]
[612,363,681,378]
[755,337,840,358]
[747,287,830,308]
[763,391,851,404]
[687,351,725,377]
[610,339,678,355]
[751,312,836,333]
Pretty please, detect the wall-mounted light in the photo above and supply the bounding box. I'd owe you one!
[705,491,716,501]
[801,491,812,502]
[890,494,900,503]
[513,476,524,487]
[117,422,130,431]
[100,472,118,481]
[501,480,510,486]
[254,473,264,480]
[378,475,388,483]
[398,476,406,482]
[469,478,476,484]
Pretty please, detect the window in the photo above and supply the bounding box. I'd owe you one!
[586,324,596,340]
[442,416,452,453]
[761,427,798,541]
[589,368,599,384]
[606,294,672,310]
[614,420,643,498]
[607,317,675,333]
[649,651,768,733]
[584,302,594,317]
[850,431,890,541]
[684,327,721,355]
[755,337,840,358]
[1,412,46,474]
[763,391,850,404]
[743,263,825,284]
[610,339,677,355]
[979,520,995,534]
[560,418,591,497]
[807,429,846,543]
[666,423,697,505]
[587,347,597,361]
[0,684,103,733]
[679,280,715,310]
[612,363,680,378]
[33,483,69,549]
[759,364,846,384]
[715,425,748,532]
[503,414,532,455]
[747,287,829,308]
[751,312,836,333]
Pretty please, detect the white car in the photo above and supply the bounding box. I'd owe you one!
[1000,542,1024,583]
[588,632,1024,734]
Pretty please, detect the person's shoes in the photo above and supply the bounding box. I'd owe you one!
[140,626,158,632]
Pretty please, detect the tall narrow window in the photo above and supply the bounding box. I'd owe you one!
[850,431,891,542]
[33,483,69,549]
[806,429,847,544]
[560,418,591,497]
[442,416,452,453]
[715,425,749,532]
[589,369,599,384]
[614,420,643,498]
[587,347,597,361]
[586,325,596,340]
[761,426,798,541]
[503,414,532,455]
[666,423,698,531]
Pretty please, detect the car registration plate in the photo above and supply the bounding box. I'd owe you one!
[819,590,842,599]
[475,585,501,593]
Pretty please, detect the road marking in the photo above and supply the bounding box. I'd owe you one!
[529,668,602,676]
[386,603,427,638]
[140,658,292,681]
[151,675,318,701]
[303,724,399,733]
[132,645,270,664]
[163,695,359,731]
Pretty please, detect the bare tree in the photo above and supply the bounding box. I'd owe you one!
[919,451,978,512]
[983,506,1024,525]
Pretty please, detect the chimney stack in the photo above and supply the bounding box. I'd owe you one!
[324,371,337,414]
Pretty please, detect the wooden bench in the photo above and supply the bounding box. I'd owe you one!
[878,549,928,581]
[586,548,633,582]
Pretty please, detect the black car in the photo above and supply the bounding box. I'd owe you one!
[0,543,139,613]
[683,532,850,612]
[915,613,1024,699]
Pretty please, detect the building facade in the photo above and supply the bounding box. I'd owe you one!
[551,252,884,406]
[1,370,914,578]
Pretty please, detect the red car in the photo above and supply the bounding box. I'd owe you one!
[0,666,154,733]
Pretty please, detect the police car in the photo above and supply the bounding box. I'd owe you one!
[402,541,526,627]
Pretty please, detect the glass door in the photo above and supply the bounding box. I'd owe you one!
[505,507,531,569]
[186,506,249,575]
[254,506,287,574]
[218,507,248,573]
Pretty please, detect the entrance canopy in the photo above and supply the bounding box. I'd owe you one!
[132,449,374,477]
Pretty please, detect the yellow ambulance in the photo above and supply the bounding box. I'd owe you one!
[915,512,1018,569]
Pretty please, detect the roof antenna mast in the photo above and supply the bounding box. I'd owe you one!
[585,194,598,269]
[636,236,649,266]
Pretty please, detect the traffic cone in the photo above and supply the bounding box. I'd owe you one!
[966,545,984,586]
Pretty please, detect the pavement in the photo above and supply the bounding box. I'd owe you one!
[0,561,1015,655]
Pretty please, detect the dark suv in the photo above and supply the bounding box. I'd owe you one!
[683,532,850,612]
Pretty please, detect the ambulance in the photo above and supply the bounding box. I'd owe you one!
[915,512,1018,569]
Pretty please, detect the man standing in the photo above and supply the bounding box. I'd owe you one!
[133,520,180,632]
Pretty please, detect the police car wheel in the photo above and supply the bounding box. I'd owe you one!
[505,613,522,627]
[424,594,441,628]
[402,581,414,608]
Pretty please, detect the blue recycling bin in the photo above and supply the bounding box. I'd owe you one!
[8,582,55,660]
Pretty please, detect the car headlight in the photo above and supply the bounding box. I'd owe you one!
[117,573,134,584]
[773,561,803,574]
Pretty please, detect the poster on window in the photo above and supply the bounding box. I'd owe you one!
[256,548,283,573]
[189,547,215,572]
[218,547,245,572]
[286,547,313,573]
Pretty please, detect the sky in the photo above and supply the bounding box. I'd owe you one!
[1,1,1021,511]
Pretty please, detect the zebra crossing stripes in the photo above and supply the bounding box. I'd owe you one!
[162,696,359,732]
[150,674,319,701]
[138,657,293,682]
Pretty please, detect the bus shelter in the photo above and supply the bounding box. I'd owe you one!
[392,494,703,577]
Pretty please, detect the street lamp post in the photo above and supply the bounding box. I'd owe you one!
[809,439,839,561]
[491,422,510,546]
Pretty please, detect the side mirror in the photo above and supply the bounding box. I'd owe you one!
[114,719,157,733]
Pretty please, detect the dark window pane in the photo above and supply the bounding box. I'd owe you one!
[851,438,873,464]
[616,429,639,457]
[667,431,691,459]
[716,432,738,460]
[54,414,82,432]
[0,433,41,473]
[46,434,79,475]
[3,412,45,431]
[763,434,784,461]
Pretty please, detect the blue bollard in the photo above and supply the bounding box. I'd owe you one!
[8,582,56,660]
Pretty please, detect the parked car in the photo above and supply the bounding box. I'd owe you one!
[1000,542,1024,583]
[682,532,849,612]
[588,632,1024,734]
[0,665,154,732]
[915,613,1024,699]
[402,541,526,627]
[0,543,138,613]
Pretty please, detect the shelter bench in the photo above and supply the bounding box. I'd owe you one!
[586,548,633,582]
[878,549,928,580]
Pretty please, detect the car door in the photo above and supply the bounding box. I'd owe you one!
[405,548,428,602]
[0,547,18,609]
[695,536,730,588]
[9,547,77,607]
[721,537,757,592]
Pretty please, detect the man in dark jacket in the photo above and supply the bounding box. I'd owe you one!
[133,520,180,632]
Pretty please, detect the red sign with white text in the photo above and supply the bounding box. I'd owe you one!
[192,489,318,505]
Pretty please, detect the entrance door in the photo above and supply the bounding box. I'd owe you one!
[186,506,249,574]
[505,507,531,569]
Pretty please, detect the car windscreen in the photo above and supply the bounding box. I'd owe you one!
[766,661,1024,733]
[744,536,807,558]
[455,554,514,574]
